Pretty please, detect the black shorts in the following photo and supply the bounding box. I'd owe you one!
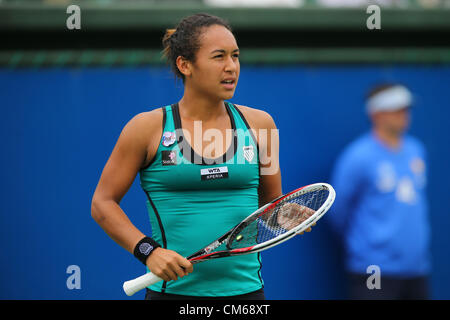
[145,288,266,300]
[347,272,430,300]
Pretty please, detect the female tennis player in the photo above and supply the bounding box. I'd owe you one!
[91,13,307,300]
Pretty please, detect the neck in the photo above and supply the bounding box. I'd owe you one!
[373,127,402,150]
[178,89,226,122]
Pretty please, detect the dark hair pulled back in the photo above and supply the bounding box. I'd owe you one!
[162,13,232,81]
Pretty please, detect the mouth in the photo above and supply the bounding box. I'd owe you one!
[221,79,236,90]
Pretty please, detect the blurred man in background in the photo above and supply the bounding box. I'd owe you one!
[328,84,431,299]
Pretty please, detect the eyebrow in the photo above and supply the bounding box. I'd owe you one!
[210,49,240,54]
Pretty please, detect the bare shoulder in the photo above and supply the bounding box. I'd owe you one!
[120,107,164,141]
[118,107,164,168]
[118,107,163,148]
[126,108,163,130]
[233,104,277,130]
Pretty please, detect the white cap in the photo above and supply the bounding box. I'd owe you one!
[366,85,413,114]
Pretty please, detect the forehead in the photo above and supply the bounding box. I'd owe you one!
[198,24,238,51]
[374,108,409,118]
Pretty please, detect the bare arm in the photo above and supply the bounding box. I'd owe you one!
[256,111,283,207]
[91,112,151,252]
[235,105,282,206]
[91,110,192,281]
[236,105,313,233]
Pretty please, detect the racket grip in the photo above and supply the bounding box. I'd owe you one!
[123,272,163,296]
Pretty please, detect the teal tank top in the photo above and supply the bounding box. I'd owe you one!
[139,102,262,297]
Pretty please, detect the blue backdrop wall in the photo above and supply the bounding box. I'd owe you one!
[1,65,449,299]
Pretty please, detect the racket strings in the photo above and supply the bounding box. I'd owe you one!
[227,188,329,250]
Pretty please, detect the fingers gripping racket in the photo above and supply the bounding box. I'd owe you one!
[123,182,335,296]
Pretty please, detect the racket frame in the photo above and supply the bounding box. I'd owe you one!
[194,182,335,260]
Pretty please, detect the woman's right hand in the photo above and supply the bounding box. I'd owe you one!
[146,248,194,282]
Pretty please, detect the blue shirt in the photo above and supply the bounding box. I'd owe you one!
[328,132,431,276]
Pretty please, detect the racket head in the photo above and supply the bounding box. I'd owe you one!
[185,183,335,263]
[225,182,335,254]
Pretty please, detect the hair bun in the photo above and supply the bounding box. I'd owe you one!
[164,28,176,40]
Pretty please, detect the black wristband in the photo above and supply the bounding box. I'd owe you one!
[133,236,161,265]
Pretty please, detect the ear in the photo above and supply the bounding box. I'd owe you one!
[176,56,192,78]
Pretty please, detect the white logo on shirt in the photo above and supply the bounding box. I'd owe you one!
[396,177,416,204]
[376,161,418,204]
[243,145,254,162]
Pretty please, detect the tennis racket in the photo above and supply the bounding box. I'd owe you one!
[123,182,335,296]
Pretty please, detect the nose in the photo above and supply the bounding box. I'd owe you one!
[224,55,238,73]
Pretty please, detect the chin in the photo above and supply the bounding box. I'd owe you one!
[222,91,236,100]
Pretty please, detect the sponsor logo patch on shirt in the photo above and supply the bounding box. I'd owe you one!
[243,145,254,162]
[162,150,177,166]
[162,131,176,147]
[200,166,229,181]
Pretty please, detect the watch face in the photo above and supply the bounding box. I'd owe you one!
[139,242,153,256]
